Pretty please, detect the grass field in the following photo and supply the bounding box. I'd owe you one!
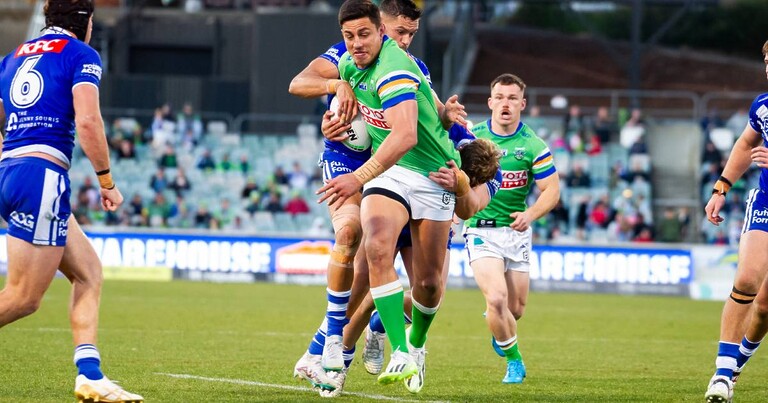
[0,278,765,402]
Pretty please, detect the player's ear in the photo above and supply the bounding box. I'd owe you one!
[487,97,493,111]
[521,97,527,111]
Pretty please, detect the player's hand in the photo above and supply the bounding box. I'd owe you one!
[321,110,351,142]
[443,94,468,127]
[100,185,123,212]
[428,160,460,192]
[752,146,768,168]
[316,173,362,209]
[704,193,726,226]
[510,211,533,232]
[335,81,358,124]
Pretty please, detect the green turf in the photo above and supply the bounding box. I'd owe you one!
[0,278,764,402]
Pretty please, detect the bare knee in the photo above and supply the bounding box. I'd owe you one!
[365,236,392,267]
[755,298,768,320]
[416,275,442,297]
[5,290,44,320]
[485,291,508,316]
[511,300,526,320]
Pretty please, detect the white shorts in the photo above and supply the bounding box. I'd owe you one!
[363,165,455,221]
[463,226,533,273]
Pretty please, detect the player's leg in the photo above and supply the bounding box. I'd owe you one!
[730,272,768,384]
[322,194,363,371]
[0,237,63,326]
[506,270,529,321]
[58,217,143,402]
[361,190,412,385]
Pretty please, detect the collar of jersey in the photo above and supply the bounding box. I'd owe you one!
[486,119,523,138]
[42,27,76,38]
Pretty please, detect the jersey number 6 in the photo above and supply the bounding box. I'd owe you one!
[9,55,44,109]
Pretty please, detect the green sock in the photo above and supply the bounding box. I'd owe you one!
[500,338,523,361]
[409,299,439,348]
[371,281,408,353]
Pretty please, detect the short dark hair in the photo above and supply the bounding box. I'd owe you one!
[339,0,381,28]
[460,138,502,188]
[44,0,93,42]
[379,0,422,21]
[490,73,526,93]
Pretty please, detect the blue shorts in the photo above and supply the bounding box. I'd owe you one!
[0,157,71,246]
[320,149,366,183]
[742,188,768,234]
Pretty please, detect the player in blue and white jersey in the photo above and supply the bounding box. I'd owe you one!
[704,39,768,403]
[288,0,468,395]
[0,1,142,401]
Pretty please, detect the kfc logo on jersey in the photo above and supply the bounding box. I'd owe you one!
[501,170,528,189]
[15,39,69,57]
[81,63,102,80]
[358,104,391,131]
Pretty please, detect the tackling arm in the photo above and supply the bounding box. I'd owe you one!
[454,185,491,220]
[288,58,340,98]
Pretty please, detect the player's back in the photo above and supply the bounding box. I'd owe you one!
[0,29,102,168]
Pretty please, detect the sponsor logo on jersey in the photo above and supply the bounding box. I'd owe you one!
[81,63,102,80]
[10,211,35,231]
[441,192,452,206]
[15,39,69,57]
[58,218,69,237]
[514,147,525,160]
[358,83,368,91]
[501,170,528,189]
[750,208,768,225]
[324,47,341,63]
[359,103,391,130]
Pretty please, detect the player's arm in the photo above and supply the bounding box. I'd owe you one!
[510,172,560,232]
[705,124,762,225]
[454,184,491,220]
[73,84,122,211]
[429,160,496,220]
[288,57,357,123]
[435,93,467,129]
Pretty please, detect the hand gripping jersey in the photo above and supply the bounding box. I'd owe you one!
[319,38,434,161]
[337,38,459,176]
[466,120,556,228]
[0,28,102,168]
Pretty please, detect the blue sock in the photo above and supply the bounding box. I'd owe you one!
[715,341,740,378]
[343,347,355,369]
[736,336,761,368]
[74,344,104,380]
[369,311,385,333]
[307,318,327,356]
[326,288,351,338]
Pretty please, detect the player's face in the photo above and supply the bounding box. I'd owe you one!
[341,17,385,69]
[764,53,768,80]
[488,83,526,127]
[381,14,419,51]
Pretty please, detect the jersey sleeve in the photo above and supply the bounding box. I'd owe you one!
[318,41,347,69]
[448,123,475,149]
[531,138,556,180]
[748,94,768,134]
[71,46,102,89]
[411,56,433,89]
[486,168,502,198]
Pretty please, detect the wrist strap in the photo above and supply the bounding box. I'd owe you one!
[326,79,341,95]
[97,172,115,190]
[352,157,385,185]
[95,168,110,176]
[712,175,732,196]
[452,167,471,197]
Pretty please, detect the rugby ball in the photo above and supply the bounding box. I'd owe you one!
[330,97,371,152]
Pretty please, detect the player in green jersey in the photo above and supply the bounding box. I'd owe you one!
[317,0,465,393]
[463,74,560,384]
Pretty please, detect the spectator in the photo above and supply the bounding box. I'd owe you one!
[239,155,251,175]
[632,213,654,241]
[168,195,194,228]
[700,108,724,135]
[78,176,100,210]
[218,153,234,172]
[288,161,309,189]
[264,191,283,213]
[176,103,203,145]
[197,149,216,171]
[589,199,610,229]
[128,193,146,226]
[563,104,587,137]
[245,193,262,216]
[309,165,323,185]
[726,107,749,135]
[273,166,289,186]
[242,178,260,199]
[147,192,172,227]
[284,190,310,216]
[194,203,214,228]
[628,134,648,155]
[169,167,192,196]
[525,105,548,138]
[215,199,236,228]
[657,207,683,242]
[593,106,617,144]
[701,139,724,170]
[149,168,168,193]
[566,165,592,188]
[623,108,645,129]
[112,117,143,145]
[574,196,590,240]
[116,138,136,160]
[158,144,178,168]
[607,211,633,242]
[72,192,92,226]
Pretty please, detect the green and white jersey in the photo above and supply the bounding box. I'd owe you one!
[337,37,459,176]
[467,119,556,228]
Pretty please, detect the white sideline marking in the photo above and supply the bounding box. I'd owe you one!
[157,372,448,403]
